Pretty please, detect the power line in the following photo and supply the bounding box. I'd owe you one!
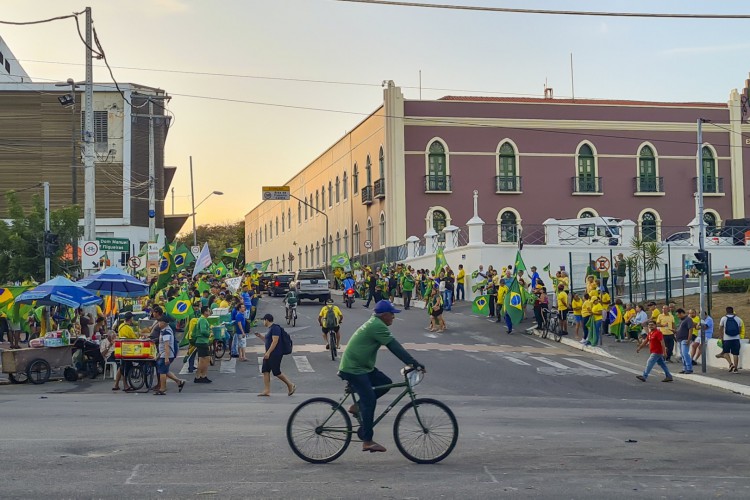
[334,0,750,19]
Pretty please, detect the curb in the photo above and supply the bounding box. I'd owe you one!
[527,326,750,397]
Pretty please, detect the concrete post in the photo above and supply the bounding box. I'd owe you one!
[466,190,485,245]
[687,217,700,246]
[619,219,637,244]
[406,235,420,259]
[424,229,438,254]
[443,225,459,250]
[543,218,560,245]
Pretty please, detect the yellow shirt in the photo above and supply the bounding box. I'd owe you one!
[651,309,661,321]
[497,285,508,305]
[600,292,611,307]
[624,309,636,324]
[691,315,700,334]
[571,297,582,315]
[586,281,597,293]
[117,323,138,339]
[581,300,592,318]
[589,289,599,299]
[557,290,568,311]
[457,269,465,284]
[657,313,674,336]
[557,276,570,291]
[592,303,604,320]
[319,305,343,325]
[219,300,230,309]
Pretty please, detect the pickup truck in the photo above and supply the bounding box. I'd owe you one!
[292,269,331,303]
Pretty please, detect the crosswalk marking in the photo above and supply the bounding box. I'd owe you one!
[179,363,192,375]
[564,358,617,375]
[530,356,570,370]
[503,356,531,366]
[220,358,236,374]
[293,356,315,373]
[596,360,643,375]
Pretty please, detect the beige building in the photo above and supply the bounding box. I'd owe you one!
[244,83,407,271]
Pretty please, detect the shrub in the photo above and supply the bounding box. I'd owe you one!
[717,278,750,293]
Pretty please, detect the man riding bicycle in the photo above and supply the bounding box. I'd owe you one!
[319,298,343,349]
[284,289,298,320]
[338,300,425,453]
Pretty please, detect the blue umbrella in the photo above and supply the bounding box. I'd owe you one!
[77,267,150,298]
[15,276,103,309]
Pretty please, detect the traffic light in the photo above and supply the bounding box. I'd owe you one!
[694,250,709,273]
[43,232,60,257]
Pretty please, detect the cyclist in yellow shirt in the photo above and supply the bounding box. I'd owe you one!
[556,284,569,336]
[319,299,344,349]
[571,293,583,340]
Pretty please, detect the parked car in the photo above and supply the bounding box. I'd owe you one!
[269,273,294,297]
[662,230,734,246]
[258,272,275,292]
[291,269,331,303]
[555,217,623,246]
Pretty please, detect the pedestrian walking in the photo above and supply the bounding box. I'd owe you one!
[193,306,213,384]
[636,320,673,383]
[255,313,296,397]
[674,308,694,374]
[153,315,186,395]
[716,307,745,373]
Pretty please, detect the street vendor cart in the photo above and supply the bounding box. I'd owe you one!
[1,345,75,384]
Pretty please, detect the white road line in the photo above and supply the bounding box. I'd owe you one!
[564,358,617,375]
[258,356,264,373]
[503,356,531,366]
[179,364,191,375]
[596,360,643,375]
[531,356,570,370]
[293,356,315,373]
[220,358,236,374]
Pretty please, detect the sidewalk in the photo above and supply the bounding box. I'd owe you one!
[528,324,750,397]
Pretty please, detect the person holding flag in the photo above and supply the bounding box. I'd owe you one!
[502,277,525,334]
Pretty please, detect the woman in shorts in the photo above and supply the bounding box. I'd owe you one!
[570,293,583,340]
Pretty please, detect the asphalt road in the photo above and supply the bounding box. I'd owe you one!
[1,295,749,499]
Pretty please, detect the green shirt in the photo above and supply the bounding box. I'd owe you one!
[401,274,415,292]
[194,316,211,345]
[339,316,395,375]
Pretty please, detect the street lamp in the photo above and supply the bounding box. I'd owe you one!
[191,190,223,246]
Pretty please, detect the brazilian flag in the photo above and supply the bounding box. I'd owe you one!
[514,251,527,274]
[434,247,448,276]
[609,304,625,340]
[173,243,195,270]
[152,243,176,296]
[214,261,229,278]
[197,279,210,294]
[472,295,490,316]
[503,278,524,325]
[223,246,241,259]
[166,295,194,320]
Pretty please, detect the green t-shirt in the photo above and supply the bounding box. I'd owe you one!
[339,316,394,375]
[194,316,211,345]
[401,274,415,292]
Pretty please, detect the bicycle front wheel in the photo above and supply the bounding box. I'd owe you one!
[394,398,458,464]
[287,397,352,464]
[127,364,145,390]
[552,320,562,342]
[215,341,226,359]
[329,333,337,361]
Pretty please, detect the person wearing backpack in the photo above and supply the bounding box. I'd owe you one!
[319,299,344,349]
[153,314,186,395]
[717,306,745,373]
[255,314,296,397]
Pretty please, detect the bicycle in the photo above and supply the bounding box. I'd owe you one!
[126,360,156,391]
[543,309,562,342]
[286,367,458,464]
[286,303,297,327]
[327,329,338,361]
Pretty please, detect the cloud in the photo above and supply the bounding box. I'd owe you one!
[660,43,750,56]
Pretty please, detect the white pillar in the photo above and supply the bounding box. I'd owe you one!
[687,217,700,246]
[543,218,560,245]
[728,88,745,218]
[619,219,637,244]
[424,229,438,254]
[406,235,420,258]
[443,225,459,250]
[466,189,485,245]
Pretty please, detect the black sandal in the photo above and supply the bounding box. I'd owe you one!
[178,381,185,393]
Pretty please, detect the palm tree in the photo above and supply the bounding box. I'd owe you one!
[644,242,664,301]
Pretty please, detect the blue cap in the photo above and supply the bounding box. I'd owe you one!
[374,300,401,314]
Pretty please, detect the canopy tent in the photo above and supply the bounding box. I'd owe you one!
[15,276,103,309]
[77,267,149,298]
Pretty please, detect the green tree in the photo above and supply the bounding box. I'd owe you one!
[175,220,244,259]
[0,191,81,283]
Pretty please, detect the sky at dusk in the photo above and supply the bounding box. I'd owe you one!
[2,0,749,230]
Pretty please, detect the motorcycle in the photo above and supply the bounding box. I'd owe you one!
[344,288,355,308]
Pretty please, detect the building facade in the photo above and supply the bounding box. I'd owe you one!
[246,80,750,269]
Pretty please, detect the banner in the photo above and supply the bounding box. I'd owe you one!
[225,277,243,294]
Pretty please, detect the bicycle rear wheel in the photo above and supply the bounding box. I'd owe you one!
[329,332,337,361]
[551,319,562,342]
[292,312,296,327]
[215,341,226,359]
[127,363,145,390]
[393,398,458,464]
[287,397,352,464]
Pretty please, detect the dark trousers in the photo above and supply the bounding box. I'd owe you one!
[533,305,544,330]
[403,290,412,310]
[365,289,377,307]
[602,277,609,294]
[339,368,392,442]
[456,284,465,301]
[488,294,496,317]
[504,313,513,333]
[664,335,675,361]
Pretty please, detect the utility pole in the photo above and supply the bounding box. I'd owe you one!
[697,118,708,373]
[43,182,51,282]
[83,6,96,254]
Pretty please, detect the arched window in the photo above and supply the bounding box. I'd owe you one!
[276,257,279,270]
[432,210,447,233]
[335,176,340,203]
[255,230,259,247]
[499,210,519,243]
[497,141,518,191]
[704,212,718,233]
[379,146,385,179]
[702,146,718,193]
[316,241,320,266]
[366,217,373,249]
[343,229,349,253]
[637,145,659,192]
[640,211,658,242]
[343,171,348,199]
[328,182,333,208]
[336,231,341,254]
[315,191,319,212]
[321,185,326,210]
[305,245,309,268]
[379,212,386,247]
[328,235,333,260]
[426,140,448,191]
[298,201,302,223]
[579,210,596,218]
[264,224,268,241]
[352,164,359,195]
[353,223,360,255]
[366,155,372,186]
[576,143,599,193]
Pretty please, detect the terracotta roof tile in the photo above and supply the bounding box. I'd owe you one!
[437,95,724,108]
